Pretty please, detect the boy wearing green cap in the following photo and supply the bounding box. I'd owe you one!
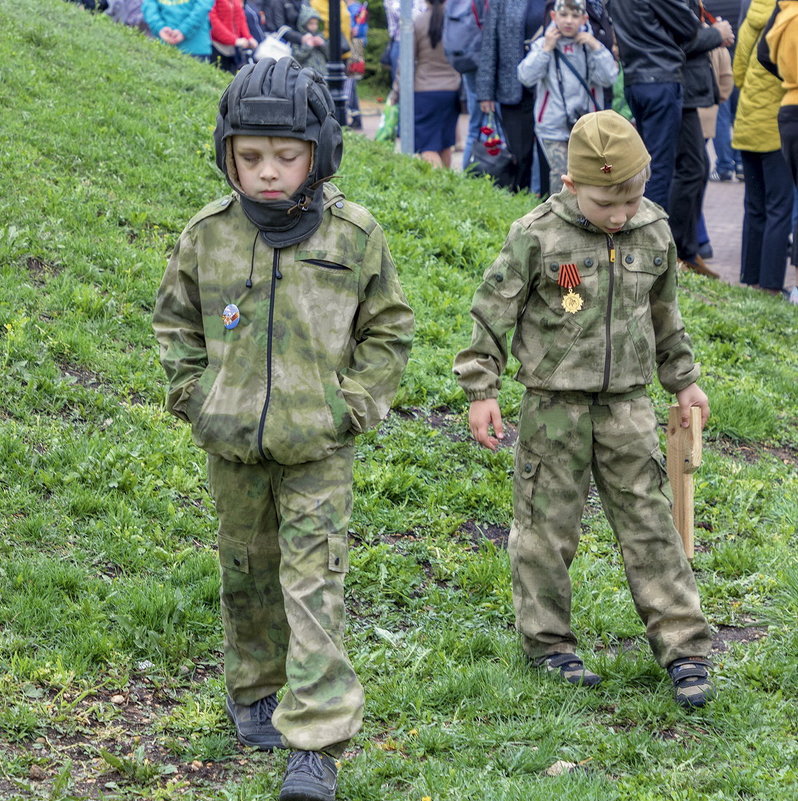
[453,109,715,709]
[153,57,413,800]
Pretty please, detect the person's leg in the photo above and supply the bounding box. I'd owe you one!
[346,77,362,129]
[778,105,798,189]
[421,150,445,167]
[538,138,568,195]
[625,82,683,211]
[389,37,400,85]
[712,95,734,178]
[461,69,481,168]
[669,108,707,261]
[208,456,289,704]
[739,150,767,286]
[509,391,593,661]
[757,149,793,292]
[696,139,712,256]
[271,445,363,757]
[536,138,550,197]
[590,398,712,668]
[499,90,536,193]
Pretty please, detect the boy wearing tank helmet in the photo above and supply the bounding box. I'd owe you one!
[153,57,414,801]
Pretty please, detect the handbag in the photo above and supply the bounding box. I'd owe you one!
[254,25,292,62]
[465,113,516,189]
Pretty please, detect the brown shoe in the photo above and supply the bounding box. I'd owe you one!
[678,254,719,279]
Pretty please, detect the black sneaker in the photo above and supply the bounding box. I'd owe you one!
[226,694,285,750]
[279,751,338,801]
[667,657,715,709]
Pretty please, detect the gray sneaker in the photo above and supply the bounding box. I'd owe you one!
[668,657,715,709]
[535,652,602,687]
[279,751,338,801]
[226,694,285,750]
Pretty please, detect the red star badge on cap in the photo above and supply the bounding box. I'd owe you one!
[601,163,613,173]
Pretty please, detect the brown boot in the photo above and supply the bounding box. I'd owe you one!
[678,254,719,279]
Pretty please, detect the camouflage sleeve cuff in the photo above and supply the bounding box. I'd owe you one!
[662,364,701,395]
[465,389,500,402]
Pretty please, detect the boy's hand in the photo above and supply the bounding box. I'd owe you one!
[675,383,710,430]
[543,27,561,51]
[575,31,600,50]
[469,399,504,451]
[480,100,495,113]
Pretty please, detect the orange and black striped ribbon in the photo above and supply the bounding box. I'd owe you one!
[557,263,581,289]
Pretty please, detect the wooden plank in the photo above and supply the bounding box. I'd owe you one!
[666,405,703,560]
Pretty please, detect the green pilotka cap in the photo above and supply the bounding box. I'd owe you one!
[567,110,651,186]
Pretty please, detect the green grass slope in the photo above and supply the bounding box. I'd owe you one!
[1,1,797,799]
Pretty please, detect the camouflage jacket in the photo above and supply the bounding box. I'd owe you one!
[453,191,699,400]
[153,183,414,466]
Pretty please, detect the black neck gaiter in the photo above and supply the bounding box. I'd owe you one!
[237,183,325,248]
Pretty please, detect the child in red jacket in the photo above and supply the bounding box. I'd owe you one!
[211,0,257,72]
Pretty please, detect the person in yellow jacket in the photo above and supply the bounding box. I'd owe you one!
[767,0,798,303]
[732,0,791,294]
[310,0,351,57]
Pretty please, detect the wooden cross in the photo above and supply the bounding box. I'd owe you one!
[666,405,703,560]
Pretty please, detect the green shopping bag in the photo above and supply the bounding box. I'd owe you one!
[374,101,399,143]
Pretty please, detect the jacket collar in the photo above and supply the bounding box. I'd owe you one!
[547,188,668,234]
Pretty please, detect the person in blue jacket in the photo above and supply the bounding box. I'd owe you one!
[142,0,216,60]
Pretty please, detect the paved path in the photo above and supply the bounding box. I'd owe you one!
[355,102,781,291]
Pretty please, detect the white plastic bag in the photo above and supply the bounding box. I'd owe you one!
[254,26,293,62]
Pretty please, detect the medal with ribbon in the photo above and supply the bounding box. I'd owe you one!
[557,263,584,314]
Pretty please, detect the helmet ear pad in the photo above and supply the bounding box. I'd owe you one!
[313,113,343,181]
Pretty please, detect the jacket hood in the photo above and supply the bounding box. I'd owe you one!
[298,6,324,32]
[767,2,798,64]
[548,190,667,234]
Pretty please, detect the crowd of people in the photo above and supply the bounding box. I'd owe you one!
[67,0,798,298]
[397,0,798,299]
[69,0,368,124]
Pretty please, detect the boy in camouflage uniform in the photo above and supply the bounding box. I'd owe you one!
[153,57,413,801]
[453,110,715,709]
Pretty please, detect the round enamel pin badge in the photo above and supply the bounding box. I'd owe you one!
[222,303,240,330]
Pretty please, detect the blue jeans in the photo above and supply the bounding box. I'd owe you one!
[624,82,683,212]
[461,70,482,169]
[713,88,740,175]
[740,149,792,290]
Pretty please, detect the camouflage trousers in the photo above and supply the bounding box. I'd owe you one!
[538,138,569,195]
[509,390,712,667]
[207,447,363,755]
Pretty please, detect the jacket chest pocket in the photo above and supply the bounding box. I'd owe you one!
[289,248,359,351]
[618,247,667,308]
[538,249,601,313]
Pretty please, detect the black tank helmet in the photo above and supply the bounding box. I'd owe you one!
[214,57,343,247]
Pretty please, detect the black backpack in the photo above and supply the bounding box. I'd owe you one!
[443,0,490,74]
